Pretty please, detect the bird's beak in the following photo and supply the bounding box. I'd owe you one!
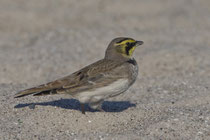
[135,40,144,46]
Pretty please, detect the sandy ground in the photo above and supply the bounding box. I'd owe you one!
[0,0,210,139]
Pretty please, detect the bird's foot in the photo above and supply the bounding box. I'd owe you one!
[80,103,86,114]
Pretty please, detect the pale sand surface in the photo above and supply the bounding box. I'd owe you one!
[0,0,210,139]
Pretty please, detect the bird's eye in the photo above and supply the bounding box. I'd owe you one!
[126,42,130,46]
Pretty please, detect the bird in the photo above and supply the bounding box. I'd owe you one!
[15,37,144,114]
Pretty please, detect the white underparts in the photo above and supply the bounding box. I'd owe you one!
[76,79,129,104]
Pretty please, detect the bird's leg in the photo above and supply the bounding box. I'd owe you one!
[89,100,105,112]
[97,104,105,112]
[80,103,85,114]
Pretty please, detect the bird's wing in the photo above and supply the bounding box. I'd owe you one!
[15,59,127,98]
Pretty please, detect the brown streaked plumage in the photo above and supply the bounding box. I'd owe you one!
[15,37,144,114]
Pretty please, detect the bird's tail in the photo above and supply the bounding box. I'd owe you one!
[14,86,52,98]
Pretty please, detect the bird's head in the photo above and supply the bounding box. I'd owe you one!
[105,37,144,60]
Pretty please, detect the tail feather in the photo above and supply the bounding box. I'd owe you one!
[14,87,50,98]
[14,91,34,98]
[33,89,57,96]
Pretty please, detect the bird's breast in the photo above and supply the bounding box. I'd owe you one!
[128,60,138,86]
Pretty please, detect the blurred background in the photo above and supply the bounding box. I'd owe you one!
[0,0,209,85]
[0,0,210,139]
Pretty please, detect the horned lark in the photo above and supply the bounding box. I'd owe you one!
[15,37,144,114]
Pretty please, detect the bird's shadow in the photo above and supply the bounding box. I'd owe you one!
[14,98,136,113]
